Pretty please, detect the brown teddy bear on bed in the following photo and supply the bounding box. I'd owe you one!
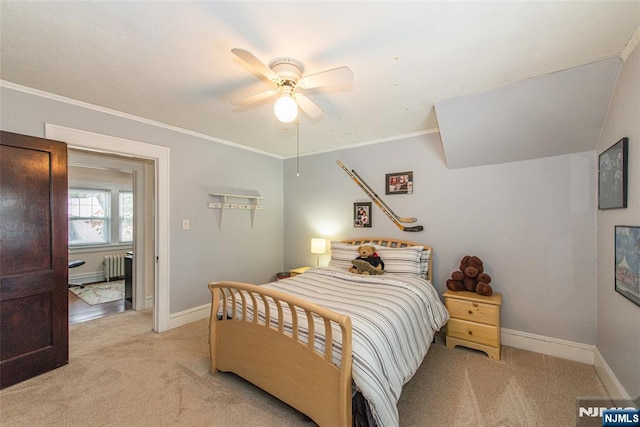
[350,245,385,275]
[446,255,493,296]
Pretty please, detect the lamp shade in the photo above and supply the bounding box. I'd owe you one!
[274,94,298,123]
[310,238,327,255]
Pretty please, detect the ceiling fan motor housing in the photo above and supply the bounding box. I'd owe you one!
[271,58,304,85]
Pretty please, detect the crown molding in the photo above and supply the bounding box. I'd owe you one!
[0,80,283,159]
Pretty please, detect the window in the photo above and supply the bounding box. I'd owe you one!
[68,189,109,245]
[119,191,133,242]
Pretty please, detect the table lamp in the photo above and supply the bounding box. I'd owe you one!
[310,238,327,266]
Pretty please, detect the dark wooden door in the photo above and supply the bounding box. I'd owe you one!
[0,131,68,389]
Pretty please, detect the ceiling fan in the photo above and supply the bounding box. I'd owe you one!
[231,48,353,123]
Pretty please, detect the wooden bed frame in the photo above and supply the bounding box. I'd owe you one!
[208,238,433,427]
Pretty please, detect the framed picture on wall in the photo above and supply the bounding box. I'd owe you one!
[598,137,628,209]
[615,225,640,307]
[385,171,413,195]
[354,202,372,228]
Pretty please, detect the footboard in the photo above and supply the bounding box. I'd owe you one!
[208,281,353,427]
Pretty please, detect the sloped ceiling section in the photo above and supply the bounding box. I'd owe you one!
[435,58,622,169]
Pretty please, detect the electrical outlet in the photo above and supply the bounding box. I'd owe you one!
[182,219,190,230]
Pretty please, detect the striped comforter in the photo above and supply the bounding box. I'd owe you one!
[264,267,449,427]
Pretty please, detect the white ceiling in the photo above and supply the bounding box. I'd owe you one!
[1,1,639,159]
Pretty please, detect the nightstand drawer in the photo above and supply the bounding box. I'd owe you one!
[447,318,499,347]
[446,298,499,325]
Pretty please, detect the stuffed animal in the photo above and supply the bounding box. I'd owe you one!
[350,245,385,275]
[446,255,493,296]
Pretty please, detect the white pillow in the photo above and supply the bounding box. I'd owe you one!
[328,241,360,272]
[328,241,429,278]
[376,245,423,277]
[419,248,431,278]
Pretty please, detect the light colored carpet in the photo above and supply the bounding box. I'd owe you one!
[70,280,124,305]
[0,310,609,426]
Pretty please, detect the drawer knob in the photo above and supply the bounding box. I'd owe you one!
[468,330,473,335]
[468,310,473,315]
[472,303,479,307]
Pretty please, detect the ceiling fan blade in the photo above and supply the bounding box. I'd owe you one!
[299,66,353,89]
[232,88,279,106]
[231,48,280,83]
[294,93,323,118]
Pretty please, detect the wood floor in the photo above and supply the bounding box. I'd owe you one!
[68,289,132,324]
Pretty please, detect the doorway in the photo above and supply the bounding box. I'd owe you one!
[67,150,147,323]
[46,124,171,332]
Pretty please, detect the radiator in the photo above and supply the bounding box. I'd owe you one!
[104,253,126,281]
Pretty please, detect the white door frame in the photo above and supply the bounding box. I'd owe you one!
[46,123,170,332]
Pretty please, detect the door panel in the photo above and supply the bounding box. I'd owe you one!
[0,131,68,389]
[1,145,52,274]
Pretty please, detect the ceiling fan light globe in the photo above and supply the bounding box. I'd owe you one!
[274,95,298,123]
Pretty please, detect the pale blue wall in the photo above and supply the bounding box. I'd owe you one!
[0,85,285,313]
[596,46,640,398]
[284,135,598,345]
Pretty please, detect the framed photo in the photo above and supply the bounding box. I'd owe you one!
[354,202,371,228]
[385,171,413,195]
[615,225,640,307]
[598,137,628,209]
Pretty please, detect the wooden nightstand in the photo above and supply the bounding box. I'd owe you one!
[444,290,503,360]
[289,266,310,277]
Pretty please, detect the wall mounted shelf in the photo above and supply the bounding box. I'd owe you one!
[208,193,264,229]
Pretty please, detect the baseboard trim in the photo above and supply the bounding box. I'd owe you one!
[168,303,211,330]
[593,347,632,400]
[501,328,595,365]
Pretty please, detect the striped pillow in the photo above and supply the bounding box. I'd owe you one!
[328,241,430,278]
[328,241,360,272]
[419,248,431,278]
[376,246,424,277]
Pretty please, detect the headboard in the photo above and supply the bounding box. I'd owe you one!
[340,237,433,281]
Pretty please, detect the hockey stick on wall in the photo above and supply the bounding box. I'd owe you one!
[350,168,417,223]
[337,160,423,232]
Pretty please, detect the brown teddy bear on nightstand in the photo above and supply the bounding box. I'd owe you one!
[446,255,493,296]
[350,245,385,275]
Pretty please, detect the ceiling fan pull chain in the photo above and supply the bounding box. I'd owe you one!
[296,120,300,177]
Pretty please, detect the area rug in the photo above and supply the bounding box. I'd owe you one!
[70,280,124,305]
